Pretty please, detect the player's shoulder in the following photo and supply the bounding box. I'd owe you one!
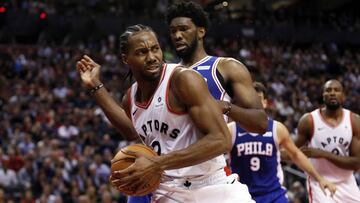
[170,63,204,85]
[216,57,250,81]
[274,120,289,132]
[349,110,360,124]
[297,112,316,131]
[165,62,184,70]
[218,57,246,68]
[300,111,316,122]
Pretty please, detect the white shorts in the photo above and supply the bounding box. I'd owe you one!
[307,175,360,203]
[151,171,254,203]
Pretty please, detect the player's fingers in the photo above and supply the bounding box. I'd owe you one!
[112,170,127,179]
[124,150,138,157]
[80,59,91,67]
[80,59,96,71]
[328,185,336,197]
[83,55,93,63]
[76,61,86,72]
[127,177,144,192]
[113,166,135,179]
[320,184,327,196]
[111,178,122,188]
[84,55,99,67]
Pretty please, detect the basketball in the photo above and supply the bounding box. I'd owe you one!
[111,144,161,196]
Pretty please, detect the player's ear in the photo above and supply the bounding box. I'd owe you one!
[122,54,128,65]
[198,27,206,38]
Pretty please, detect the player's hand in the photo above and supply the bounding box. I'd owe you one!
[111,150,162,193]
[318,178,336,197]
[300,147,325,158]
[76,55,101,89]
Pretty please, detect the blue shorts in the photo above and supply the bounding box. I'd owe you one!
[127,195,151,203]
[253,193,289,203]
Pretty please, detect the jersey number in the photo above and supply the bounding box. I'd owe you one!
[250,157,260,171]
[151,141,161,155]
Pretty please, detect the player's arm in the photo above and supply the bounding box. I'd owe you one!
[276,121,336,195]
[76,55,138,141]
[302,113,360,170]
[154,69,232,170]
[281,113,313,161]
[217,58,267,134]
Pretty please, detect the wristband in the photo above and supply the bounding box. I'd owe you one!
[89,83,104,94]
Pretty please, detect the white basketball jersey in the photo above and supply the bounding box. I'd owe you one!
[129,63,226,178]
[308,108,354,182]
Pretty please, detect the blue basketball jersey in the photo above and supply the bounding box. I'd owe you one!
[190,56,230,101]
[230,119,288,203]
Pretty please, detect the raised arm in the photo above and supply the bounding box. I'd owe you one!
[276,121,336,195]
[301,113,360,170]
[76,55,138,141]
[155,68,232,169]
[217,58,267,133]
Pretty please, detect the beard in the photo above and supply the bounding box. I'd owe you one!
[175,38,198,61]
[142,62,164,82]
[324,101,341,110]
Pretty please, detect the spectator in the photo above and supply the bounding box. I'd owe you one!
[0,160,18,188]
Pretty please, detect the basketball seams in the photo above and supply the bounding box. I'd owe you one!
[111,144,160,196]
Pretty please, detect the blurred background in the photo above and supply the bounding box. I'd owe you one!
[0,0,359,202]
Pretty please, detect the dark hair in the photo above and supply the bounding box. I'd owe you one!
[253,81,267,99]
[119,24,154,55]
[166,1,209,29]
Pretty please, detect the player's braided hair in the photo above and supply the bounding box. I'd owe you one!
[119,24,154,55]
[166,1,209,29]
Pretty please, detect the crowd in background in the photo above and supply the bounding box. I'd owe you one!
[1,34,360,203]
[5,0,360,31]
[1,1,360,203]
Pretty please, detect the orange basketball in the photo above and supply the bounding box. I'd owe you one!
[111,144,161,196]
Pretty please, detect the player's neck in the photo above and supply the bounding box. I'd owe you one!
[136,76,162,104]
[181,46,208,68]
[136,81,159,103]
[322,107,343,119]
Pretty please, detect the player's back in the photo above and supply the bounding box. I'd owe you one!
[230,119,287,201]
[308,108,354,182]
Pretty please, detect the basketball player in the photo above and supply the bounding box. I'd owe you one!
[77,24,255,203]
[166,1,268,133]
[295,79,360,203]
[128,2,268,202]
[228,82,336,203]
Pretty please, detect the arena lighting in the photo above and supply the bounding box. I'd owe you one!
[39,11,47,20]
[0,6,6,13]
